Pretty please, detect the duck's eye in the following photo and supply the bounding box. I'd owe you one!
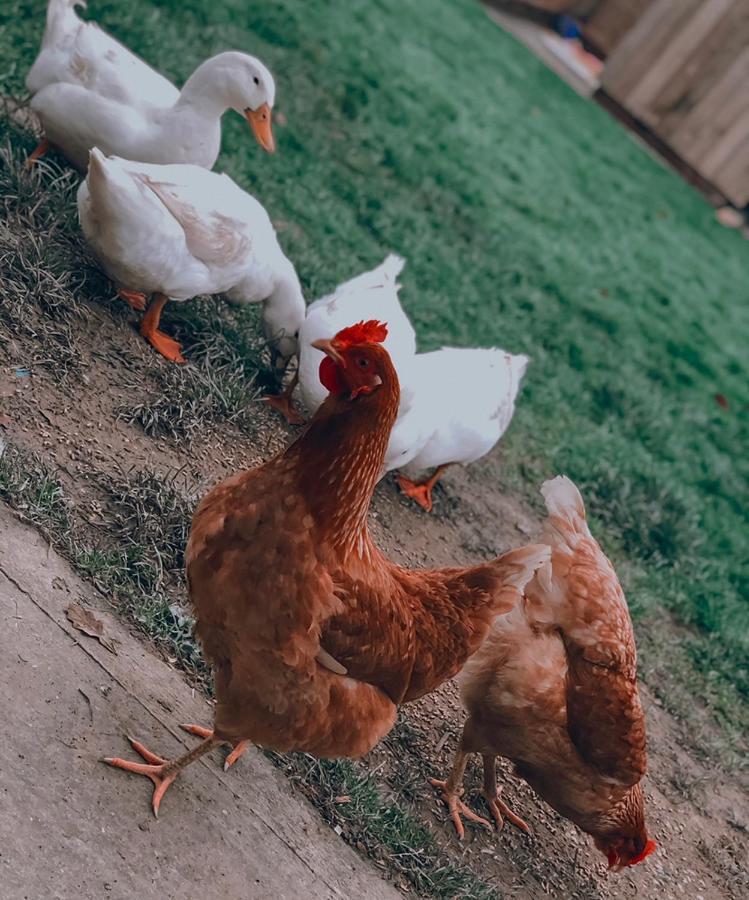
[357,357,369,368]
[253,76,260,86]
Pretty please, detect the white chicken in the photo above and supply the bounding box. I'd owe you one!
[296,254,416,413]
[77,149,304,387]
[27,0,275,170]
[385,348,529,510]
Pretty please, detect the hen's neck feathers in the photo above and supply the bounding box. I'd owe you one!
[289,354,400,557]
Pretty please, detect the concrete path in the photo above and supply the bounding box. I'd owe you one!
[0,502,400,900]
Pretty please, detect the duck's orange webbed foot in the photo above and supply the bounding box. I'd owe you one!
[26,138,50,168]
[180,723,250,771]
[396,476,434,512]
[429,777,492,840]
[396,464,453,513]
[103,737,181,818]
[263,389,305,426]
[140,292,185,363]
[119,288,148,311]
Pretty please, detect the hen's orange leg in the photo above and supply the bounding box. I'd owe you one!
[430,750,491,839]
[481,754,530,833]
[263,370,304,425]
[140,292,185,363]
[103,733,223,817]
[396,463,453,513]
[180,723,251,771]
[26,138,50,168]
[118,288,148,312]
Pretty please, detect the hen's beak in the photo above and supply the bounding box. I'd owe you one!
[245,103,275,153]
[311,338,345,367]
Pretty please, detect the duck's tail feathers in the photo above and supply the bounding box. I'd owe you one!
[44,0,85,46]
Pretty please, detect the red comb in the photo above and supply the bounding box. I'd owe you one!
[630,839,657,866]
[333,320,388,347]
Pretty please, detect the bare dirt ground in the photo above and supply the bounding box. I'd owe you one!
[1,282,747,900]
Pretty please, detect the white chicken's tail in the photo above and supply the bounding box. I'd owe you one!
[379,253,406,284]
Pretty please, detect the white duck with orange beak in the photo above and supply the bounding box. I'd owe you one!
[26,0,275,170]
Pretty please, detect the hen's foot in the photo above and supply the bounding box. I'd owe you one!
[103,733,221,817]
[263,390,304,426]
[429,778,492,840]
[103,737,180,818]
[483,788,531,833]
[180,723,250,771]
[396,475,435,512]
[26,138,50,168]
[119,288,148,311]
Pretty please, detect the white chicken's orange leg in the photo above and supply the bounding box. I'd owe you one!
[103,733,223,817]
[26,137,50,168]
[397,463,453,513]
[263,370,304,425]
[481,754,530,833]
[140,292,186,363]
[429,750,492,839]
[118,288,148,312]
[180,723,251,771]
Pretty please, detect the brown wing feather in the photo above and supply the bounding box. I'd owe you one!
[552,539,648,786]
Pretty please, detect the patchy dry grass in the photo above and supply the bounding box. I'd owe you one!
[117,301,267,441]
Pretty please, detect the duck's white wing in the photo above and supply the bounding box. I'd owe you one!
[79,153,251,299]
[27,0,178,108]
[299,255,416,412]
[390,348,529,475]
[133,169,252,270]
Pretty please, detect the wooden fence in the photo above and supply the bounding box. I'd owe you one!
[601,0,749,205]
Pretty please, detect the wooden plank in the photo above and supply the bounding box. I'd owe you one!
[625,0,734,122]
[586,0,655,56]
[601,0,702,102]
[711,126,749,206]
[670,44,749,165]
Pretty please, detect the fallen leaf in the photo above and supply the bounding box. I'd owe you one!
[714,393,729,410]
[0,414,10,428]
[65,603,118,654]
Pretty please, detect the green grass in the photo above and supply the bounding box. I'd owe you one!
[1,0,746,727]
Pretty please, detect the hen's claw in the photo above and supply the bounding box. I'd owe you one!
[180,723,250,771]
[103,736,178,818]
[483,788,531,833]
[429,777,492,839]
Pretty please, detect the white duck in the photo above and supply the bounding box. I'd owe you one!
[384,347,529,511]
[77,149,304,408]
[27,0,275,170]
[297,254,417,414]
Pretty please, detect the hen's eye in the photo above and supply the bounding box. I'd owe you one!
[357,357,369,368]
[253,76,260,86]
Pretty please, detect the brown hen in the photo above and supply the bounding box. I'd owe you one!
[432,476,656,871]
[104,320,549,814]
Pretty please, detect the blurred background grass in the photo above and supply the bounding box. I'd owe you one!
[1,0,747,715]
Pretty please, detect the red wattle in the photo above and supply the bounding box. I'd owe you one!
[319,356,345,395]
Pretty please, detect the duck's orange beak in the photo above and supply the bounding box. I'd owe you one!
[245,104,275,153]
